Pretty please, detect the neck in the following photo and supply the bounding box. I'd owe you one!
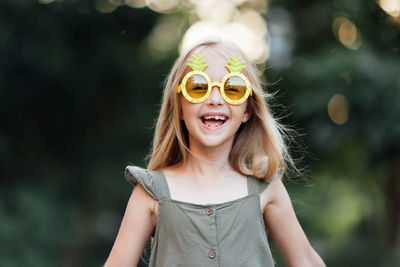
[184,139,234,179]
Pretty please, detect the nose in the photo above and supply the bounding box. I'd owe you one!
[207,85,224,105]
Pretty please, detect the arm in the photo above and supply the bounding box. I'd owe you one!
[262,180,325,267]
[104,184,157,267]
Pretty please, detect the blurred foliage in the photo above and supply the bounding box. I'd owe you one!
[0,0,399,266]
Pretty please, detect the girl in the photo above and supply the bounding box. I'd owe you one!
[105,40,326,267]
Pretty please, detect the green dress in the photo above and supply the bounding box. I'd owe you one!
[126,166,275,267]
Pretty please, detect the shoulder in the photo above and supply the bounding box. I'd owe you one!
[260,178,291,214]
[130,183,157,214]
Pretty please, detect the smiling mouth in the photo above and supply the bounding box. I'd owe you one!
[201,115,227,129]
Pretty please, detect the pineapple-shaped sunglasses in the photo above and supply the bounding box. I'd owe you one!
[177,53,253,105]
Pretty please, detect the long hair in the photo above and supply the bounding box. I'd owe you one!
[147,39,294,180]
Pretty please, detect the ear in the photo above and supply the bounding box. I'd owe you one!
[242,110,252,123]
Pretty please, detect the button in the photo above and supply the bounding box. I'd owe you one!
[208,250,216,259]
[206,208,214,215]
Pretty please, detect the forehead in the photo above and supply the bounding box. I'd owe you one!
[190,47,230,63]
[183,48,231,77]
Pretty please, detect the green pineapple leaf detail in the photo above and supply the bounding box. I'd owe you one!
[225,55,247,73]
[187,53,208,71]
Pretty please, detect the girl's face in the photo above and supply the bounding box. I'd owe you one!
[180,49,252,150]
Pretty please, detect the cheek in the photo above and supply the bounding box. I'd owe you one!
[233,105,247,120]
[181,100,197,121]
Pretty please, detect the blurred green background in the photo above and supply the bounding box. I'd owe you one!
[1,0,399,266]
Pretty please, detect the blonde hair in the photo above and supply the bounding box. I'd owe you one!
[146,39,294,181]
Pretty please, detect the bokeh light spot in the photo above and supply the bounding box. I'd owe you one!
[125,0,147,8]
[180,21,268,64]
[95,0,118,13]
[108,0,124,6]
[332,17,362,50]
[222,23,268,63]
[196,0,235,25]
[328,94,349,125]
[139,0,271,65]
[146,0,180,13]
[237,8,267,36]
[180,21,223,53]
[377,0,400,18]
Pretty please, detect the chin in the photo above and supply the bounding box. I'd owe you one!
[200,136,233,148]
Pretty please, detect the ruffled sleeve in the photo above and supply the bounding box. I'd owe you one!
[125,165,160,200]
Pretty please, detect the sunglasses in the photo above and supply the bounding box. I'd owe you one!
[177,54,253,105]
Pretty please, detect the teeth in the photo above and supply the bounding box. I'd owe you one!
[203,115,226,120]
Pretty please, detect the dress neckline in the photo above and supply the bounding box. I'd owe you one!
[157,170,254,207]
[165,194,255,208]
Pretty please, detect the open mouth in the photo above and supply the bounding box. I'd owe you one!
[201,115,228,129]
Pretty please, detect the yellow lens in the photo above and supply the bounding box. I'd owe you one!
[224,76,246,100]
[186,74,209,99]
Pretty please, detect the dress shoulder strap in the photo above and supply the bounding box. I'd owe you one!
[247,175,271,195]
[247,168,280,195]
[125,165,170,201]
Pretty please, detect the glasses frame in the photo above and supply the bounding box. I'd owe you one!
[177,70,253,105]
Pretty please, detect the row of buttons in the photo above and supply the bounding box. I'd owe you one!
[206,208,216,259]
